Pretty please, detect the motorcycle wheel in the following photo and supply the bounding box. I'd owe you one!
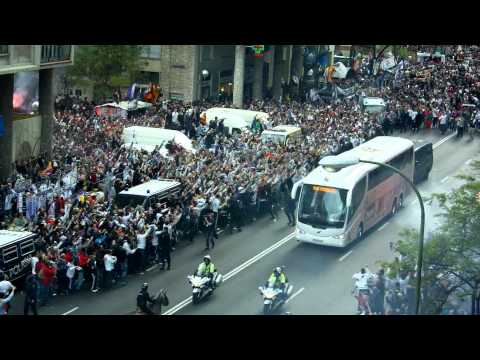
[263,304,271,315]
[192,292,201,305]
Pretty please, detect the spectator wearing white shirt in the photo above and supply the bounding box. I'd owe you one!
[31,252,40,275]
[210,195,221,232]
[66,261,81,291]
[136,227,151,274]
[121,211,132,226]
[122,238,137,273]
[0,272,15,315]
[1,287,15,315]
[103,250,117,289]
[352,267,374,295]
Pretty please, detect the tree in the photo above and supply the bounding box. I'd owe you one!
[380,160,480,314]
[66,45,147,101]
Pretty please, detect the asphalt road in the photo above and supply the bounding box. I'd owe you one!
[8,129,479,315]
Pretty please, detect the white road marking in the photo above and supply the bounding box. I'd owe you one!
[285,287,305,304]
[146,264,158,272]
[338,250,353,262]
[163,232,296,315]
[440,176,449,183]
[377,222,389,232]
[432,132,456,150]
[62,306,79,315]
[465,159,473,165]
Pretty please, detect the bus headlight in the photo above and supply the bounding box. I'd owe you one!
[333,234,344,240]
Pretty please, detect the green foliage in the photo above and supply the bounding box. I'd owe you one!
[381,161,480,314]
[66,45,147,101]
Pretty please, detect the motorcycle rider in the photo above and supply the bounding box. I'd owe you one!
[266,267,288,300]
[136,282,155,315]
[196,255,217,289]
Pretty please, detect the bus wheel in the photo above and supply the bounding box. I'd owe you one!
[391,199,397,217]
[357,224,364,241]
[399,194,404,209]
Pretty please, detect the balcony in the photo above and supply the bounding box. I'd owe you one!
[40,45,73,66]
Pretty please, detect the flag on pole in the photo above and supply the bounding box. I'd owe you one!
[127,84,137,100]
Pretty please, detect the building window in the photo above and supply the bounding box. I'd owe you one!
[41,45,71,63]
[136,71,160,84]
[0,45,8,55]
[202,45,211,61]
[141,45,161,59]
[219,69,233,78]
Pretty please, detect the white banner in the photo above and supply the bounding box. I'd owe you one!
[380,56,396,71]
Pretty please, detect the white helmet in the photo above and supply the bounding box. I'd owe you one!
[203,255,211,262]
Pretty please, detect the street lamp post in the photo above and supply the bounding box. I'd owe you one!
[319,156,425,315]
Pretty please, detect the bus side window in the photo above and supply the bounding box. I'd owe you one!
[350,177,366,220]
[368,167,382,190]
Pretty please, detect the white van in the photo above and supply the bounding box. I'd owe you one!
[0,230,38,281]
[200,108,269,135]
[122,126,194,154]
[261,125,302,145]
[361,97,386,114]
[115,179,182,209]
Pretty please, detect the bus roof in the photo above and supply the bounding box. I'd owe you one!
[0,230,36,248]
[118,180,181,197]
[303,137,414,190]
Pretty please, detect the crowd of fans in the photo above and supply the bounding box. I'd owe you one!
[1,45,480,314]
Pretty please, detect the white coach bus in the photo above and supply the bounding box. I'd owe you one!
[292,136,414,247]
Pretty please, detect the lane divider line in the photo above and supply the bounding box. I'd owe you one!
[432,132,456,150]
[285,287,305,304]
[223,233,295,281]
[377,222,389,232]
[62,306,79,315]
[146,264,158,272]
[163,232,296,315]
[440,176,449,183]
[338,250,353,262]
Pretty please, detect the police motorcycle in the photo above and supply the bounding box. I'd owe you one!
[188,256,223,304]
[258,267,293,315]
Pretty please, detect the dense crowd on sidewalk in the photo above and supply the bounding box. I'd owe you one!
[1,45,480,315]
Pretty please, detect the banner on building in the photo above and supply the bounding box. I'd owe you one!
[0,115,5,137]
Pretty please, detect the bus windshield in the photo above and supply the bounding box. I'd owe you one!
[298,184,348,229]
[262,133,286,144]
[115,194,146,208]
